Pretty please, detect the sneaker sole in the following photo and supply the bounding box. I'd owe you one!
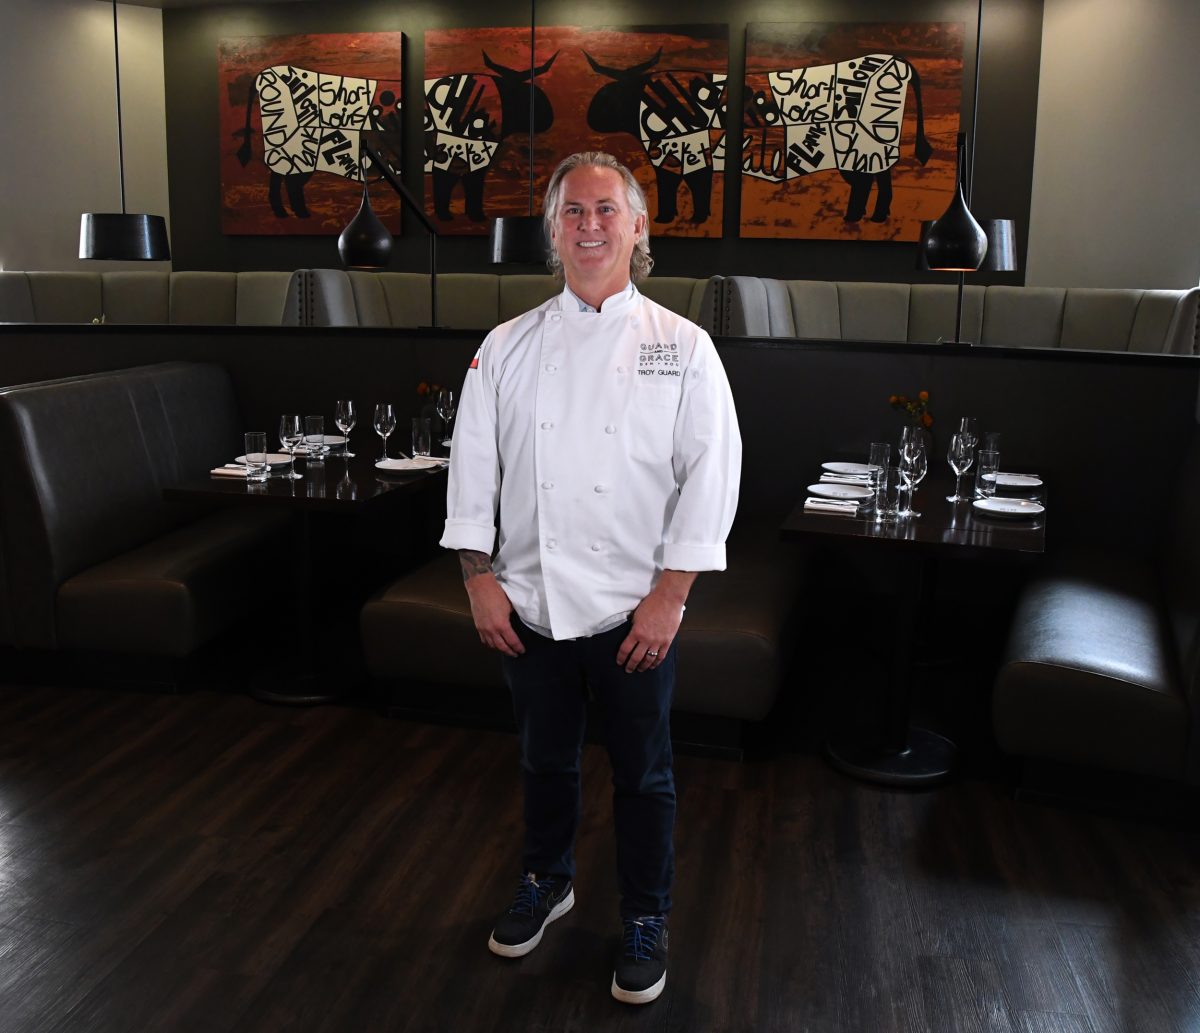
[611,971,666,1005]
[487,888,575,958]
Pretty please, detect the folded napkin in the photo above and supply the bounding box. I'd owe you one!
[210,465,250,478]
[820,473,870,484]
[804,497,861,516]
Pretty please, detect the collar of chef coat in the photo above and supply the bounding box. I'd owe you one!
[559,281,638,315]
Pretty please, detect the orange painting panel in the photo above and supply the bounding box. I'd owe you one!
[219,33,404,236]
[740,22,963,242]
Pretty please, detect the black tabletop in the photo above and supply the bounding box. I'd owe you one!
[781,475,1046,558]
[163,449,448,513]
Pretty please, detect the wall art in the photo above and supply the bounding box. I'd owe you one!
[424,25,727,238]
[219,32,404,236]
[741,22,963,242]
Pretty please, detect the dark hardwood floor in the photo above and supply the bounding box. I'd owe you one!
[0,682,1198,1033]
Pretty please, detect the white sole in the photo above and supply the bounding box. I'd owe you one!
[487,888,575,958]
[611,970,666,1004]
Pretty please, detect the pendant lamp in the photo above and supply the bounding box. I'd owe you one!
[338,180,393,269]
[921,133,986,273]
[489,0,549,264]
[80,0,170,261]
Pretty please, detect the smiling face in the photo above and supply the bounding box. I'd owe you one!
[550,165,647,310]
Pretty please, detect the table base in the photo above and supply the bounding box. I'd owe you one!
[825,726,957,787]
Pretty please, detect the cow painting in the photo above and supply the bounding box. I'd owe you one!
[584,50,726,225]
[423,51,557,223]
[234,64,402,219]
[743,53,932,223]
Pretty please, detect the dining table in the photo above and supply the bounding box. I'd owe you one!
[780,472,1046,786]
[164,445,449,704]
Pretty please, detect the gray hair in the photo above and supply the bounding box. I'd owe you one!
[542,151,654,283]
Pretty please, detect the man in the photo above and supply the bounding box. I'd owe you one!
[440,151,740,1005]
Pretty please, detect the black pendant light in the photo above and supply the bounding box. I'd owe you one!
[922,132,987,273]
[489,0,549,264]
[80,0,170,261]
[338,179,393,269]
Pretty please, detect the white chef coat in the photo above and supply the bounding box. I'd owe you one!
[440,285,741,641]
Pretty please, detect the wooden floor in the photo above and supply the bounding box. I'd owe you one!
[0,683,1198,1033]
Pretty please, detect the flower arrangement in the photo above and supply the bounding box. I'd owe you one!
[890,389,934,428]
[416,380,444,398]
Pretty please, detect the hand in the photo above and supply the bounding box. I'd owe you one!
[616,572,695,673]
[465,571,525,658]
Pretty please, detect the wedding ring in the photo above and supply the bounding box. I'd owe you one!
[647,650,659,657]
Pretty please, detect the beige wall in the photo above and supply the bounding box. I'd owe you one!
[1026,0,1200,288]
[0,0,169,272]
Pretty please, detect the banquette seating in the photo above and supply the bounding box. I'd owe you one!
[992,395,1200,786]
[0,362,285,662]
[720,277,1200,355]
[0,270,295,326]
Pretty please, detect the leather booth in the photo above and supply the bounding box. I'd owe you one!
[0,270,296,326]
[0,362,285,657]
[721,277,1200,355]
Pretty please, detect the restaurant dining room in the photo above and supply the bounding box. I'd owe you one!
[1,0,1198,1029]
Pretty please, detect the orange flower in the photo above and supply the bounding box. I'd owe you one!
[417,381,430,396]
[921,412,934,428]
[918,390,929,402]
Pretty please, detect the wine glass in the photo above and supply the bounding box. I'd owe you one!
[335,399,356,458]
[898,426,929,517]
[957,417,979,451]
[435,388,457,447]
[278,414,303,480]
[373,403,396,461]
[946,432,975,502]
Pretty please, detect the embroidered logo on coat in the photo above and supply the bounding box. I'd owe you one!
[468,349,481,370]
[636,341,681,377]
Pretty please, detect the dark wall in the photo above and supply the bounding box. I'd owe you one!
[163,0,1042,284]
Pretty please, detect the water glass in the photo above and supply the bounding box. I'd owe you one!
[867,442,890,512]
[975,449,1000,498]
[243,431,270,483]
[875,466,902,524]
[411,417,432,457]
[304,415,327,461]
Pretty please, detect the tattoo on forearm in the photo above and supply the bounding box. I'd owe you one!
[459,550,493,582]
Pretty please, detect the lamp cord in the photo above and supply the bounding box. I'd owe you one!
[527,0,535,216]
[112,0,127,214]
[968,0,983,206]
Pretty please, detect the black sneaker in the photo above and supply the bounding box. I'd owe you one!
[487,872,574,958]
[611,914,668,1004]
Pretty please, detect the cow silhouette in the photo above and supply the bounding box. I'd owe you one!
[423,51,557,223]
[234,65,402,219]
[743,53,932,222]
[585,50,726,225]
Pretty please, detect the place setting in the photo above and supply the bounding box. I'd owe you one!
[373,405,450,475]
[804,459,875,515]
[954,427,1047,523]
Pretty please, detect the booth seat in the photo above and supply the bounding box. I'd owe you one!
[722,277,1200,355]
[286,269,725,333]
[0,362,285,657]
[0,270,296,326]
[993,402,1200,785]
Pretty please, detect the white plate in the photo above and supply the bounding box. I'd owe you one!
[995,472,1043,489]
[821,461,871,476]
[972,497,1045,519]
[293,435,347,455]
[376,457,442,472]
[807,482,873,501]
[235,453,292,467]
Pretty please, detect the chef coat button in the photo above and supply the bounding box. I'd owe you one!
[540,481,554,490]
[550,313,561,322]
[594,484,609,494]
[604,424,616,434]
[617,365,626,374]
[545,363,557,373]
[590,543,601,552]
[546,539,557,550]
[541,421,553,430]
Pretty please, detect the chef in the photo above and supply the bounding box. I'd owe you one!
[440,151,740,1006]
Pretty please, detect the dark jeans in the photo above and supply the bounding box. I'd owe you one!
[501,616,676,918]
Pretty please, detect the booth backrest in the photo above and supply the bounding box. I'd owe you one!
[0,271,296,326]
[722,277,1200,355]
[0,362,242,649]
[286,269,724,333]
